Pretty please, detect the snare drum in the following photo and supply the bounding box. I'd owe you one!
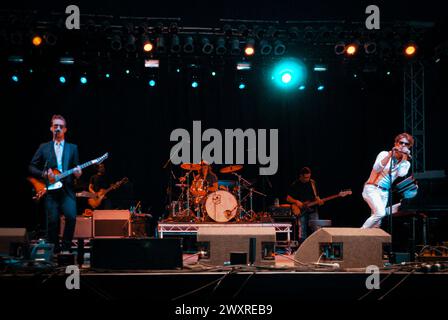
[205,190,238,222]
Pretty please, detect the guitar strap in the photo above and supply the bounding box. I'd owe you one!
[310,179,318,199]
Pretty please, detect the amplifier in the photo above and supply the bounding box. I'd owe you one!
[60,216,92,238]
[93,210,131,238]
[268,204,292,217]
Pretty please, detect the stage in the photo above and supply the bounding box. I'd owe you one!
[1,253,447,307]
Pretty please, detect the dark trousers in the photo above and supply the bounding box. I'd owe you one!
[44,188,77,252]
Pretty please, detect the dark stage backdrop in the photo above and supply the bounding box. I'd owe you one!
[3,57,447,232]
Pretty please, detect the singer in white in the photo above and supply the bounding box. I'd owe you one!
[361,133,413,228]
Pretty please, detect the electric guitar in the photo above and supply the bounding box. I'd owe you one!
[28,153,108,200]
[291,189,352,216]
[88,177,129,209]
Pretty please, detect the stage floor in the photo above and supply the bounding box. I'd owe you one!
[1,253,447,308]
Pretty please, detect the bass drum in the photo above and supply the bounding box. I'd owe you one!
[205,190,238,222]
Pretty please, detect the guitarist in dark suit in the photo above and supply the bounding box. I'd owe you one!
[29,115,82,253]
[286,167,324,243]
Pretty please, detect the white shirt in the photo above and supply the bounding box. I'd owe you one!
[366,151,410,189]
[54,140,65,172]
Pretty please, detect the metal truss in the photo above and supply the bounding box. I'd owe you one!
[403,61,426,173]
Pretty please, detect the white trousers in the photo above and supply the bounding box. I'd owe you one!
[361,184,389,228]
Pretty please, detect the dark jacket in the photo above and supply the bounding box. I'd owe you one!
[29,141,80,196]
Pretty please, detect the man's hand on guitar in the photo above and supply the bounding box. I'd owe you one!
[73,166,82,178]
[316,197,324,206]
[46,169,56,182]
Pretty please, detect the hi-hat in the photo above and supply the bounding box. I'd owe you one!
[180,163,201,171]
[220,165,243,173]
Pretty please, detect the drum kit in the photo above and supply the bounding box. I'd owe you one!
[167,162,266,222]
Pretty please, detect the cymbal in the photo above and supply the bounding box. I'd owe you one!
[180,163,201,171]
[220,165,243,173]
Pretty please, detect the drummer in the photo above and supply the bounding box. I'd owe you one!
[194,160,218,193]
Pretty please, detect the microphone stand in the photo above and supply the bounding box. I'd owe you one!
[388,149,395,263]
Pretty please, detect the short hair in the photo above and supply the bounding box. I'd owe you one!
[394,132,414,147]
[299,167,312,176]
[51,114,66,126]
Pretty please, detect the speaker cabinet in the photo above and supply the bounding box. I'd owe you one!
[60,216,92,238]
[0,228,27,255]
[90,238,183,269]
[93,210,130,238]
[294,228,391,269]
[197,226,276,266]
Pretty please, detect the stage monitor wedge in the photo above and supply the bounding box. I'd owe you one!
[294,227,391,269]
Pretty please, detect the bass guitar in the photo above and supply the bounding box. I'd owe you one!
[291,189,352,216]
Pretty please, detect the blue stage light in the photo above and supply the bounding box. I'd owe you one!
[59,76,66,84]
[317,85,325,91]
[299,85,306,90]
[80,76,87,84]
[238,83,246,90]
[105,73,111,78]
[11,75,19,82]
[271,58,307,89]
[149,79,156,87]
[191,81,199,88]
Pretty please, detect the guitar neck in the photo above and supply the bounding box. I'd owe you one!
[57,160,95,180]
[306,194,341,207]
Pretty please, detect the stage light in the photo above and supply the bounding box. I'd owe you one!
[364,42,377,54]
[125,69,130,74]
[236,62,251,71]
[313,64,327,72]
[105,73,111,78]
[176,68,181,73]
[216,37,227,55]
[334,42,345,55]
[244,38,255,56]
[281,72,292,84]
[273,40,286,56]
[171,35,181,53]
[230,38,241,55]
[32,35,43,47]
[148,79,156,87]
[404,43,417,56]
[125,34,136,52]
[80,76,87,84]
[238,83,246,90]
[44,32,57,46]
[110,34,122,51]
[201,37,214,54]
[156,37,166,53]
[317,85,325,91]
[143,42,153,52]
[211,71,216,76]
[271,58,307,89]
[191,81,199,88]
[260,40,272,55]
[299,85,306,90]
[183,36,194,53]
[59,57,75,65]
[144,59,159,68]
[11,75,19,82]
[8,55,24,63]
[386,71,391,75]
[59,76,66,84]
[346,43,358,56]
